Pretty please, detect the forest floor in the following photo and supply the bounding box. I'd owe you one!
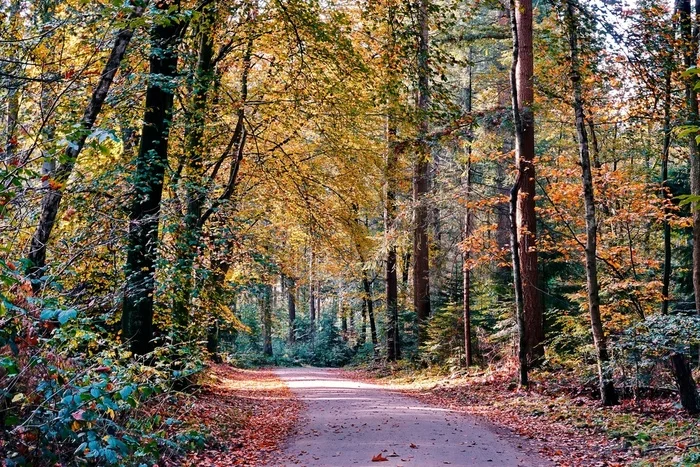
[343,362,700,467]
[168,364,301,466]
[268,367,548,466]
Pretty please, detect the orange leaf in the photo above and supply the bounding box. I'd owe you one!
[372,453,389,462]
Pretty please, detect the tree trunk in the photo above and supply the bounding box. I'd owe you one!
[661,68,673,315]
[509,0,528,387]
[287,277,296,343]
[512,0,544,364]
[341,302,348,338]
[173,5,215,329]
[679,0,700,316]
[463,161,473,367]
[670,352,700,414]
[566,0,618,406]
[463,54,474,368]
[413,0,431,346]
[121,4,181,355]
[386,121,400,361]
[363,274,379,357]
[263,283,273,357]
[360,297,367,345]
[309,247,316,335]
[26,4,145,281]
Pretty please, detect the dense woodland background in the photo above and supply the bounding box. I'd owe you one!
[3,0,700,465]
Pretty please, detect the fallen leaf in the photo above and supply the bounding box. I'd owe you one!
[372,453,389,462]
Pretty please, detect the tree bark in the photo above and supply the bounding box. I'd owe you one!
[309,248,316,334]
[661,68,673,315]
[26,4,145,281]
[566,0,618,406]
[670,352,700,414]
[386,120,400,361]
[413,0,431,346]
[287,276,296,343]
[121,3,181,355]
[263,283,273,357]
[173,5,216,328]
[679,0,700,316]
[463,159,473,367]
[509,0,529,388]
[363,274,379,357]
[512,0,544,364]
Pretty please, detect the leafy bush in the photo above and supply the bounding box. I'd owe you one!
[0,266,207,466]
[612,314,700,395]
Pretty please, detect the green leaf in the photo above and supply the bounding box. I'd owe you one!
[40,308,60,320]
[58,309,78,324]
[119,385,133,400]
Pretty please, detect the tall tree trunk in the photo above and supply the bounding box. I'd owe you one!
[463,159,473,367]
[341,300,348,338]
[360,297,368,344]
[27,6,145,282]
[679,0,700,316]
[309,247,316,334]
[263,283,273,357]
[512,0,544,364]
[363,274,379,357]
[509,0,529,387]
[566,0,618,406]
[662,69,673,315]
[121,4,181,355]
[413,0,431,346]
[463,53,474,367]
[287,276,296,343]
[386,119,400,361]
[173,5,216,328]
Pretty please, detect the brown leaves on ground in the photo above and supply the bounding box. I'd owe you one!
[177,364,301,466]
[371,453,389,462]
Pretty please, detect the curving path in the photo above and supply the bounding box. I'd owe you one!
[269,367,549,467]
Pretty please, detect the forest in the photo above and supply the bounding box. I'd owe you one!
[3,0,700,465]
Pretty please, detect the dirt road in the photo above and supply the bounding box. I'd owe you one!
[270,367,548,467]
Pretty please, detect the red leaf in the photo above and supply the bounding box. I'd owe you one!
[372,453,389,462]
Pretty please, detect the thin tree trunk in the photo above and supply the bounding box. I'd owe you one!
[662,69,673,315]
[263,283,273,357]
[413,0,431,346]
[287,276,296,343]
[363,274,379,356]
[341,301,348,338]
[309,247,316,334]
[386,118,400,361]
[512,0,544,363]
[26,4,146,280]
[566,0,618,406]
[463,53,474,367]
[360,295,367,344]
[121,3,181,355]
[463,162,473,367]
